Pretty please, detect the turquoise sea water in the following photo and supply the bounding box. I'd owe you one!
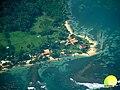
[0,0,120,90]
[36,0,120,90]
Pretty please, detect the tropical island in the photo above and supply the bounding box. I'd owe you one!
[1,0,120,90]
[0,0,97,72]
[0,19,97,72]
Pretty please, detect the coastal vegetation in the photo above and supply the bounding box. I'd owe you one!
[0,0,120,90]
[0,0,93,72]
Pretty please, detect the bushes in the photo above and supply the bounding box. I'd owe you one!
[0,44,15,60]
[0,0,42,32]
[0,0,68,32]
[40,29,57,36]
[29,31,36,35]
[0,0,70,62]
[0,45,6,60]
[50,50,60,58]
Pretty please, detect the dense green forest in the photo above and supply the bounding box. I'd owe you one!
[0,0,91,72]
[0,0,69,32]
[0,0,69,62]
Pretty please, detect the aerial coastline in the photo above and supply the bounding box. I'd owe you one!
[0,0,120,90]
[0,0,98,72]
[46,20,98,61]
[64,20,97,57]
[0,20,98,71]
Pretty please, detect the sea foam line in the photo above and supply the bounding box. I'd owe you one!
[70,78,105,90]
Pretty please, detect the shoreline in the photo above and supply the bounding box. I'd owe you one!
[49,20,98,61]
[64,20,97,57]
[0,20,98,72]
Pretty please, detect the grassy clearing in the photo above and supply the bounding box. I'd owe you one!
[10,31,43,54]
[31,16,55,33]
[1,15,68,55]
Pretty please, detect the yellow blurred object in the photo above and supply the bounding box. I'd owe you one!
[104,75,117,87]
[60,52,65,55]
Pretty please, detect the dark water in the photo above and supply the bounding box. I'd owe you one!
[36,0,120,90]
[70,0,120,29]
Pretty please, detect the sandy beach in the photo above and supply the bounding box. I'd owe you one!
[64,20,97,57]
[49,20,98,61]
[65,21,74,34]
[0,20,98,72]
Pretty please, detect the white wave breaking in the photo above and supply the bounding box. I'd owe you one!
[70,78,105,90]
